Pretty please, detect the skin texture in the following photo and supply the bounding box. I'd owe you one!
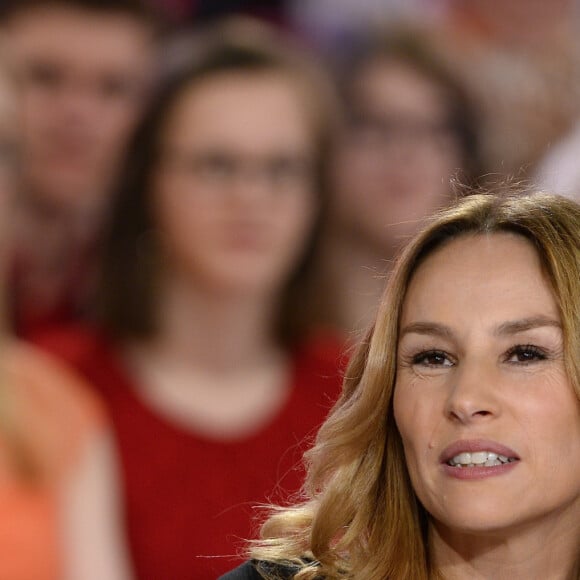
[394,233,580,579]
[3,5,153,210]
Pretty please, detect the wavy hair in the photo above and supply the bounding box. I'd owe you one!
[251,188,580,579]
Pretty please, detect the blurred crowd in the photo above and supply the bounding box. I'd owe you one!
[0,0,578,579]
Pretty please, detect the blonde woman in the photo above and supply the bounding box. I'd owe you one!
[222,189,580,579]
[0,50,132,580]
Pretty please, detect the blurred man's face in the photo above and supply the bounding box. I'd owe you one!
[3,5,154,212]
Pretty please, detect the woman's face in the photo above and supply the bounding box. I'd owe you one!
[393,233,580,537]
[331,59,462,253]
[152,71,318,297]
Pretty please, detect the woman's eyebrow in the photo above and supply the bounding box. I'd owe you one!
[399,316,562,340]
[399,322,454,339]
[494,316,562,336]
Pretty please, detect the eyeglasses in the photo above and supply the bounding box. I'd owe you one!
[160,148,316,193]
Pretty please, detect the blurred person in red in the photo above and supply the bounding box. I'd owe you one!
[431,0,580,177]
[0,0,158,336]
[33,18,344,579]
[0,46,132,580]
[302,29,481,340]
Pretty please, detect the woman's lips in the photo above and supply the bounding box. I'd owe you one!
[440,439,520,464]
[439,439,520,480]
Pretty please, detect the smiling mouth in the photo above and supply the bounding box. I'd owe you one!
[447,451,519,468]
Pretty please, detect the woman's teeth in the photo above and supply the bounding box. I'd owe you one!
[447,451,517,468]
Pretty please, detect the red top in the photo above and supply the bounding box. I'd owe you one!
[10,241,97,338]
[34,327,345,580]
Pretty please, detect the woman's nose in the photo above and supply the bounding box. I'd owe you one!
[444,358,500,424]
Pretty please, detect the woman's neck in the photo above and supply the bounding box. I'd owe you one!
[429,514,580,580]
[141,270,282,372]
[122,271,291,439]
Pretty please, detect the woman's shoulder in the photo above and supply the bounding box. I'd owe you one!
[218,560,263,579]
[27,324,126,394]
[219,559,316,580]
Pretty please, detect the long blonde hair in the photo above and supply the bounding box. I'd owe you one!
[251,188,580,579]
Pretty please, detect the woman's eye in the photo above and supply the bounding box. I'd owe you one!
[505,345,547,364]
[196,154,236,178]
[412,350,453,367]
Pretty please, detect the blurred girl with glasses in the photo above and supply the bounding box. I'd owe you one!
[33,18,344,579]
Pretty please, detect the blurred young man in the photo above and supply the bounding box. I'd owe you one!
[0,0,158,334]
